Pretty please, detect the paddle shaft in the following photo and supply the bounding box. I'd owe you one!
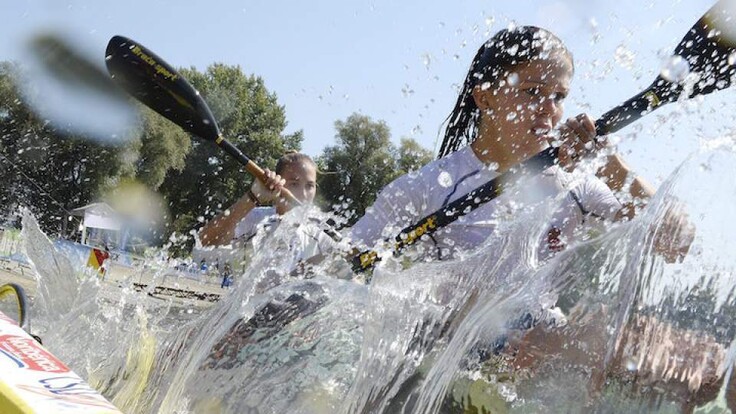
[215,137,301,205]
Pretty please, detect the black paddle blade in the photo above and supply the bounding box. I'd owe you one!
[31,34,127,100]
[105,35,221,141]
[597,0,736,135]
[673,0,736,99]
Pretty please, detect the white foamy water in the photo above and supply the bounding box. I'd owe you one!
[16,143,736,413]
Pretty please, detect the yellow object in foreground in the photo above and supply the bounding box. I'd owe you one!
[0,310,122,414]
[0,284,26,329]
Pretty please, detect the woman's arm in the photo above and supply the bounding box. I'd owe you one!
[198,192,259,247]
[596,154,656,220]
[199,170,286,247]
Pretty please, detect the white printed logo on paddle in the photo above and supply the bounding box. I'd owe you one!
[0,335,70,373]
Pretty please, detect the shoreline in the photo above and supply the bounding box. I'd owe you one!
[0,258,229,309]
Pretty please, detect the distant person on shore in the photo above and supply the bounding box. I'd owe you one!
[220,262,233,289]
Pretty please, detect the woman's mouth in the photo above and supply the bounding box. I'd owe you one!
[532,126,553,139]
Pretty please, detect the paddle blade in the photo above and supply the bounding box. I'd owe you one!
[105,35,221,142]
[21,32,136,144]
[661,0,736,102]
[597,0,736,135]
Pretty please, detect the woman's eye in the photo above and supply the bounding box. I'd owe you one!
[551,92,567,102]
[525,87,541,97]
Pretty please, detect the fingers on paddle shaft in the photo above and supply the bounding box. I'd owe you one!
[250,164,301,207]
[215,139,299,205]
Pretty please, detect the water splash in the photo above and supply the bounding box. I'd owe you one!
[15,143,736,413]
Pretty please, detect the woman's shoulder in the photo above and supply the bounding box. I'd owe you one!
[385,146,477,191]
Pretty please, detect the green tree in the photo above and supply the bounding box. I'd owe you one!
[0,61,194,240]
[158,64,302,254]
[396,137,433,175]
[317,113,433,225]
[133,106,191,189]
[0,61,134,234]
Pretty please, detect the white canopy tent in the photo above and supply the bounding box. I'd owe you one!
[70,202,122,246]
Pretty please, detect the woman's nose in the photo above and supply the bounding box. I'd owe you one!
[537,95,558,115]
[295,186,309,201]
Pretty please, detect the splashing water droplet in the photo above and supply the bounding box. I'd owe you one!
[401,84,415,98]
[660,55,690,83]
[422,53,432,69]
[506,112,518,121]
[507,72,520,86]
[437,171,453,188]
[614,45,636,70]
[729,52,736,66]
[625,358,638,372]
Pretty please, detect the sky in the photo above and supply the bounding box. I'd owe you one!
[1,0,734,187]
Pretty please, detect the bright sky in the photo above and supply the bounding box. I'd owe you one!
[1,0,733,187]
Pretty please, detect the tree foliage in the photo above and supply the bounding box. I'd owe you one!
[0,61,195,239]
[317,113,433,225]
[133,106,191,189]
[0,61,131,233]
[397,137,433,175]
[0,59,435,255]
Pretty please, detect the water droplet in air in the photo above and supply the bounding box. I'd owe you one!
[402,84,415,97]
[422,53,432,69]
[614,45,636,70]
[506,112,518,121]
[660,55,690,83]
[625,358,638,372]
[507,72,520,86]
[437,171,453,188]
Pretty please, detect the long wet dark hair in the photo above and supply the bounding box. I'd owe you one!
[437,26,573,158]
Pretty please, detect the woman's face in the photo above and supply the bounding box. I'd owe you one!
[279,161,317,205]
[474,54,573,154]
